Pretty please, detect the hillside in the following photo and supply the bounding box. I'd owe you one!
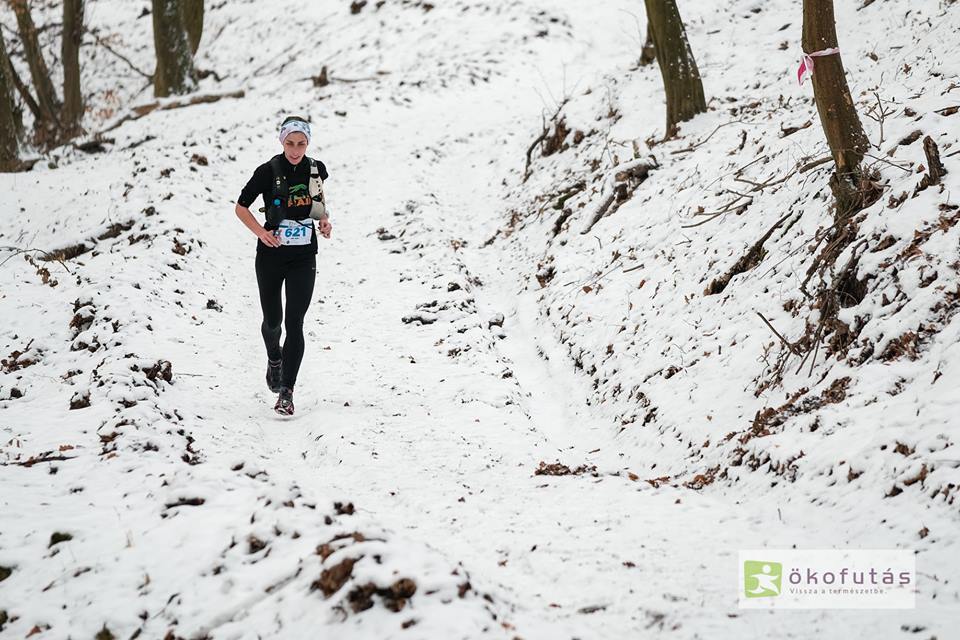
[1,1,958,638]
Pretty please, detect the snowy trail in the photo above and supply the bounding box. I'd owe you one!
[166,58,945,639]
[4,1,959,637]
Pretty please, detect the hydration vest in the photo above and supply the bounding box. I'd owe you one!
[261,155,326,227]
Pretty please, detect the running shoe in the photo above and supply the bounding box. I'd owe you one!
[275,386,294,416]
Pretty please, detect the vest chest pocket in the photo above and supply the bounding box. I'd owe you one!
[272,219,313,246]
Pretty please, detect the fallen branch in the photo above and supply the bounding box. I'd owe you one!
[332,73,389,83]
[580,187,616,235]
[681,211,724,229]
[734,155,768,177]
[580,158,656,234]
[7,454,77,467]
[704,210,793,295]
[301,70,390,86]
[99,90,246,134]
[553,180,586,210]
[757,312,802,355]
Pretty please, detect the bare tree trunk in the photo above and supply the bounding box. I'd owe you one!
[152,0,197,97]
[9,0,62,138]
[639,23,655,66]
[802,0,870,214]
[180,0,204,56]
[6,52,42,125]
[62,0,85,137]
[643,0,706,137]
[0,30,22,170]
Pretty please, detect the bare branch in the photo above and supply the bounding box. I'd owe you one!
[85,29,153,79]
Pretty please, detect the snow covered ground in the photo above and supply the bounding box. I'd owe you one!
[1,0,959,638]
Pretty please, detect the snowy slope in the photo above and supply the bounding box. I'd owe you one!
[1,0,959,639]
[506,0,960,544]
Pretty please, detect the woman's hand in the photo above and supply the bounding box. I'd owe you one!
[319,216,332,239]
[236,203,281,247]
[258,227,282,248]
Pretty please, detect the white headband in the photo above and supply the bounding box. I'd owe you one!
[279,119,311,144]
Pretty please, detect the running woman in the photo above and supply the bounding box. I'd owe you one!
[234,115,332,415]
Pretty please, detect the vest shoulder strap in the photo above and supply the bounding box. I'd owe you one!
[269,156,288,199]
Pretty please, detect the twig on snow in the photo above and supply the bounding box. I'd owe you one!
[757,312,802,355]
[670,119,758,155]
[0,246,75,274]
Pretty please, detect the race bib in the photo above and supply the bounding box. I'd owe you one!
[272,219,313,246]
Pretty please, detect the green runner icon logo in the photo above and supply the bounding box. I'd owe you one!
[744,560,782,598]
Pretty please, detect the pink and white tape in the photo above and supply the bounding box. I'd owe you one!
[797,47,840,85]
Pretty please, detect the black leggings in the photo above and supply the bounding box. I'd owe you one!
[255,252,316,389]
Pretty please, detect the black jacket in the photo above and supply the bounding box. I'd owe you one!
[238,154,329,256]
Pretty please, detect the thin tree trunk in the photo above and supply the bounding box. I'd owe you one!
[6,54,42,125]
[0,29,22,170]
[62,0,85,137]
[639,23,656,66]
[9,0,62,138]
[802,0,869,214]
[152,0,197,97]
[644,0,706,137]
[180,0,204,56]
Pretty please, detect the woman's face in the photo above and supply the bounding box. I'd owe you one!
[282,132,308,164]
